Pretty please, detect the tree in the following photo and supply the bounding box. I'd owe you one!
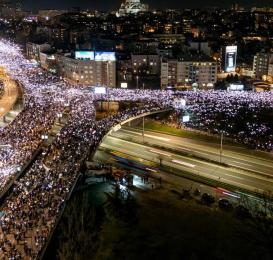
[57,192,100,259]
[235,192,273,259]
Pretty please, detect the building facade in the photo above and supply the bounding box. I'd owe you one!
[161,59,217,89]
[253,52,273,78]
[131,54,160,75]
[56,54,116,87]
[26,42,51,61]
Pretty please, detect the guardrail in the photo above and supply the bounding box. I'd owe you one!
[100,108,173,146]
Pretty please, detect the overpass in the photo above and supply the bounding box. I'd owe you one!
[102,108,173,144]
[38,106,173,259]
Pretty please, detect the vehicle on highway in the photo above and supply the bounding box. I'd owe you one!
[201,193,215,205]
[218,198,233,210]
[235,205,252,219]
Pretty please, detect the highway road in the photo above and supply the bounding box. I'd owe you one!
[0,69,19,118]
[98,129,273,194]
[110,127,273,178]
[94,149,243,204]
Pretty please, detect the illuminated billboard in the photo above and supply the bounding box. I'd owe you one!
[228,84,244,91]
[75,51,94,60]
[225,46,237,72]
[95,52,116,61]
[95,87,106,94]
[121,82,128,88]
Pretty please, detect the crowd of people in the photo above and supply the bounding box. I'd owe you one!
[0,40,85,195]
[0,39,172,259]
[180,90,273,151]
[0,96,169,259]
[0,38,272,259]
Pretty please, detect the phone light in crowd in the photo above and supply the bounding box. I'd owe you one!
[180,98,186,107]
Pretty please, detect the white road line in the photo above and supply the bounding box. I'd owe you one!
[149,149,172,157]
[225,173,244,180]
[121,129,170,141]
[172,159,196,168]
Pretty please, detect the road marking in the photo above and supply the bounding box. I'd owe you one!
[225,173,244,180]
[149,149,172,157]
[125,128,273,167]
[172,159,196,168]
[121,129,171,141]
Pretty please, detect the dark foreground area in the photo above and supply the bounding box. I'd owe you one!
[44,179,272,260]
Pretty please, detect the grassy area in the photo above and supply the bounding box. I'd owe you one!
[140,120,240,146]
[137,120,273,161]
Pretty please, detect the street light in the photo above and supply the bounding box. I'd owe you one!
[220,131,224,164]
[136,75,139,89]
[142,116,145,143]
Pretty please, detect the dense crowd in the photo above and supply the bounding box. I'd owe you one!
[0,39,172,259]
[180,90,273,151]
[0,96,169,259]
[0,40,83,195]
[0,38,272,259]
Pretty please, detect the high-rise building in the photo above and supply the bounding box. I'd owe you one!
[116,0,148,17]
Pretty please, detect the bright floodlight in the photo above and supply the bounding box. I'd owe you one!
[182,115,190,123]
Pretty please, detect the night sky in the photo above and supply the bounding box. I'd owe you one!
[13,0,273,11]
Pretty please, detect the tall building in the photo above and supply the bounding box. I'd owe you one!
[56,51,116,87]
[26,42,51,61]
[131,54,160,75]
[161,58,217,89]
[253,52,273,79]
[116,0,148,17]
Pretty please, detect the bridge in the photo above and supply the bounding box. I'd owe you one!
[0,39,273,259]
[102,108,173,144]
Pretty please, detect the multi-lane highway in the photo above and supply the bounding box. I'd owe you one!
[98,126,273,194]
[0,69,18,118]
[111,126,273,177]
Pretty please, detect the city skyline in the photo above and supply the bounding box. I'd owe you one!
[10,0,273,11]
